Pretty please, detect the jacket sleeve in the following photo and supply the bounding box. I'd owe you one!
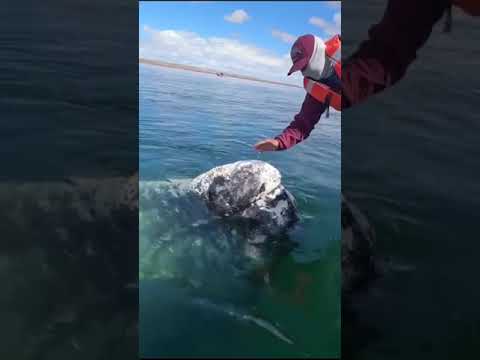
[275,93,328,150]
[342,0,450,109]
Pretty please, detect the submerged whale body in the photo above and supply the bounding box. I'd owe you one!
[138,160,298,288]
[190,160,299,236]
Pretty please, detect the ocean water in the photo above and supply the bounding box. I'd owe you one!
[1,2,138,359]
[343,1,480,358]
[139,64,341,358]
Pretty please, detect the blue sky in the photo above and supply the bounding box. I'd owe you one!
[139,1,340,83]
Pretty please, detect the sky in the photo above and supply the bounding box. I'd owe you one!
[139,1,341,84]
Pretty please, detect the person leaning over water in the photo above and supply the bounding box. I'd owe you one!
[254,33,341,152]
[254,0,480,153]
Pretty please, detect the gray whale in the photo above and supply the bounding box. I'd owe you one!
[190,160,298,237]
[139,161,299,288]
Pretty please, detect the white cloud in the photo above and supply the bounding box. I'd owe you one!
[324,1,341,9]
[139,26,302,84]
[334,12,341,27]
[309,12,341,36]
[224,9,250,24]
[271,29,296,44]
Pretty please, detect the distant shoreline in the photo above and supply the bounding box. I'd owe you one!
[139,58,302,89]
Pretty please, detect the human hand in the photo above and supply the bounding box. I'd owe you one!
[254,139,280,152]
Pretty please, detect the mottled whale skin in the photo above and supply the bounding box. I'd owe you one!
[190,160,298,236]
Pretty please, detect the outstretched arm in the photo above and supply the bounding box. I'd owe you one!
[255,93,328,152]
[275,93,328,150]
[342,0,450,109]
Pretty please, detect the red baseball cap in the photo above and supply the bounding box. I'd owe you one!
[287,34,315,76]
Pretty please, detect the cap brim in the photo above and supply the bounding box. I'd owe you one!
[287,58,308,76]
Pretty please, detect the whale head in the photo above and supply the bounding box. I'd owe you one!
[190,160,298,235]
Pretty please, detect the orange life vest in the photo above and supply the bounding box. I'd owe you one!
[304,78,341,111]
[303,34,341,111]
[325,34,341,78]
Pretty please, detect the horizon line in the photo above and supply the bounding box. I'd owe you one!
[139,58,303,89]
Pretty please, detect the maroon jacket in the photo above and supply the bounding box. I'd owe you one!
[275,93,328,150]
[275,0,450,151]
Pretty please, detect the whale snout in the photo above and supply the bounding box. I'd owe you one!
[190,161,298,236]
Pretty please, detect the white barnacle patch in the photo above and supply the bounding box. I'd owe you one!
[189,160,297,235]
[190,160,281,200]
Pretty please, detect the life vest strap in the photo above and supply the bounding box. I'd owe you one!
[303,78,341,111]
